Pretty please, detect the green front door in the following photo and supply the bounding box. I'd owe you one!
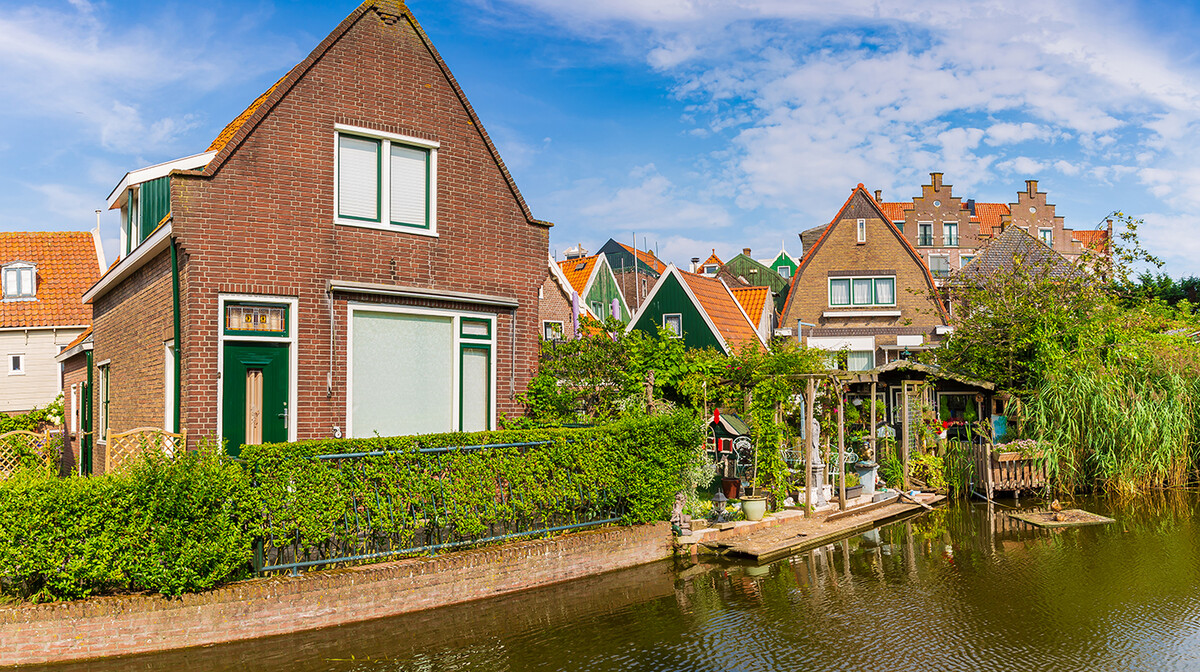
[222,342,289,456]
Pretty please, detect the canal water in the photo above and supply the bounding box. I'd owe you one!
[44,493,1200,672]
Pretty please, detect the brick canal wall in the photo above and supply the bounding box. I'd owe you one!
[0,523,671,667]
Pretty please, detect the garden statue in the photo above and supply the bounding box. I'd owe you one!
[809,416,828,507]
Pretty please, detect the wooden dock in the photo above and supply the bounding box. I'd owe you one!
[708,493,945,562]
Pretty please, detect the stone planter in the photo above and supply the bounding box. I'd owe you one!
[740,496,767,521]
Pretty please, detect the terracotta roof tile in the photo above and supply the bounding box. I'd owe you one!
[679,271,763,352]
[1072,229,1109,251]
[702,251,723,267]
[62,325,93,351]
[878,202,912,221]
[973,203,1010,235]
[206,75,287,153]
[617,242,667,274]
[557,255,598,295]
[730,286,769,326]
[1,232,98,329]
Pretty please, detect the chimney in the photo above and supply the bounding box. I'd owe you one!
[1026,180,1038,197]
[690,257,700,273]
[966,199,976,216]
[874,189,882,202]
[743,248,751,257]
[931,172,943,190]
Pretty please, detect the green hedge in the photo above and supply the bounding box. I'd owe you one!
[0,412,703,602]
[0,450,252,602]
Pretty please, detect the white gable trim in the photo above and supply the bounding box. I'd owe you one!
[627,265,731,354]
[106,152,216,208]
[720,279,767,349]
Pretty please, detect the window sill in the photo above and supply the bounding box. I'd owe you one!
[823,310,901,317]
[7,371,25,376]
[335,219,439,238]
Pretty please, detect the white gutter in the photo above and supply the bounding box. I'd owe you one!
[55,338,93,363]
[81,222,172,304]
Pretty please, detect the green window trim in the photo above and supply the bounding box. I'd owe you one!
[460,318,491,340]
[337,134,383,223]
[388,143,432,230]
[458,343,492,432]
[223,302,290,337]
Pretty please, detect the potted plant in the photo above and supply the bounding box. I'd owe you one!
[838,472,863,499]
[739,495,768,521]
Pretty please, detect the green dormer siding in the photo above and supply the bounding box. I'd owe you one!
[123,175,172,255]
[584,262,631,322]
[629,273,722,352]
[722,253,789,311]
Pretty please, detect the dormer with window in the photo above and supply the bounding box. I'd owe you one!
[106,151,214,260]
[2,262,35,300]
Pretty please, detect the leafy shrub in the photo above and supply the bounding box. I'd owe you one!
[0,449,252,602]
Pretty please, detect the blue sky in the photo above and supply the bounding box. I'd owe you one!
[3,0,1199,277]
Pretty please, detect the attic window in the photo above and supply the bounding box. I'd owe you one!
[574,262,586,272]
[2,263,35,300]
[335,126,438,235]
[856,219,866,243]
[704,264,718,274]
[663,313,682,338]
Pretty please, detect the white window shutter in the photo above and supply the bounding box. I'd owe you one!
[390,145,428,227]
[338,135,380,221]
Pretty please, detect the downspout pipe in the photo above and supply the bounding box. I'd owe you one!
[170,237,182,435]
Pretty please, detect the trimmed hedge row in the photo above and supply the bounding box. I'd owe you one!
[0,412,703,602]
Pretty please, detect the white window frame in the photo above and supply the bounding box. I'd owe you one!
[543,320,564,340]
[70,384,78,434]
[1039,228,1053,247]
[943,221,958,247]
[703,264,719,274]
[663,313,683,338]
[917,221,933,246]
[216,294,300,445]
[345,303,497,438]
[777,266,791,279]
[163,340,176,432]
[828,276,897,307]
[2,263,36,300]
[97,362,110,443]
[333,124,439,238]
[8,353,24,375]
[929,255,951,278]
[856,218,867,243]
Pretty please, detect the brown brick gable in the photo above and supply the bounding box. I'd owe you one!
[781,185,948,365]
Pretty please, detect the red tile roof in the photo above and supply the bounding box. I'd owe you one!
[617,242,668,274]
[730,286,769,327]
[1,232,98,329]
[557,255,599,295]
[207,75,286,153]
[1072,229,1109,251]
[973,203,1010,235]
[62,325,92,351]
[879,202,912,221]
[678,271,763,352]
[702,251,723,268]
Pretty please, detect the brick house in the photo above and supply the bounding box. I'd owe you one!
[1,232,100,415]
[780,184,950,370]
[626,265,765,355]
[876,173,1110,283]
[81,1,549,464]
[539,258,578,341]
[55,327,93,473]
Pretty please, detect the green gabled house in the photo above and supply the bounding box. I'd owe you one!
[556,254,630,322]
[717,248,790,313]
[761,244,799,281]
[626,265,765,355]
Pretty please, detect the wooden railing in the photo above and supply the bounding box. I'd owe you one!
[972,444,1049,498]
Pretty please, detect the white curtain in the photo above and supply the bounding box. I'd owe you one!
[390,145,427,227]
[352,312,453,437]
[847,350,873,371]
[338,135,379,220]
[874,278,895,305]
[829,279,850,305]
[852,278,873,305]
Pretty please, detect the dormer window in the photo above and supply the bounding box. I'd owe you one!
[2,263,35,300]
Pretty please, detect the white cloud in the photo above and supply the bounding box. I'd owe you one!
[997,156,1048,175]
[1053,160,1081,176]
[984,122,1057,146]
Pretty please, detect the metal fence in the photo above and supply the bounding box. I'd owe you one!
[253,440,625,575]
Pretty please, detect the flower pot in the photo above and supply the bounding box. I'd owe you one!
[720,477,740,500]
[740,496,767,521]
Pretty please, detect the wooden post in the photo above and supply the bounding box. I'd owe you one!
[901,382,911,491]
[645,370,655,412]
[804,378,814,519]
[837,382,846,510]
[868,381,877,462]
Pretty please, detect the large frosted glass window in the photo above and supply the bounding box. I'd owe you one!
[847,350,874,371]
[390,144,428,228]
[829,279,850,306]
[460,347,490,432]
[338,135,380,221]
[352,312,453,437]
[851,279,874,305]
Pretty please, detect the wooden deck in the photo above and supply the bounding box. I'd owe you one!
[707,493,946,562]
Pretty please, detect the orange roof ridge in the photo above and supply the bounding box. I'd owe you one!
[557,255,599,295]
[0,231,99,329]
[206,75,287,153]
[678,270,762,352]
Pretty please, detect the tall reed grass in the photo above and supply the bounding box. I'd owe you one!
[1026,365,1200,494]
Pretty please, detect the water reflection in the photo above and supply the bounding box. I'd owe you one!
[31,493,1200,672]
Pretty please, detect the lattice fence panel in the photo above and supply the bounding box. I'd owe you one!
[105,427,187,474]
[0,430,59,480]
